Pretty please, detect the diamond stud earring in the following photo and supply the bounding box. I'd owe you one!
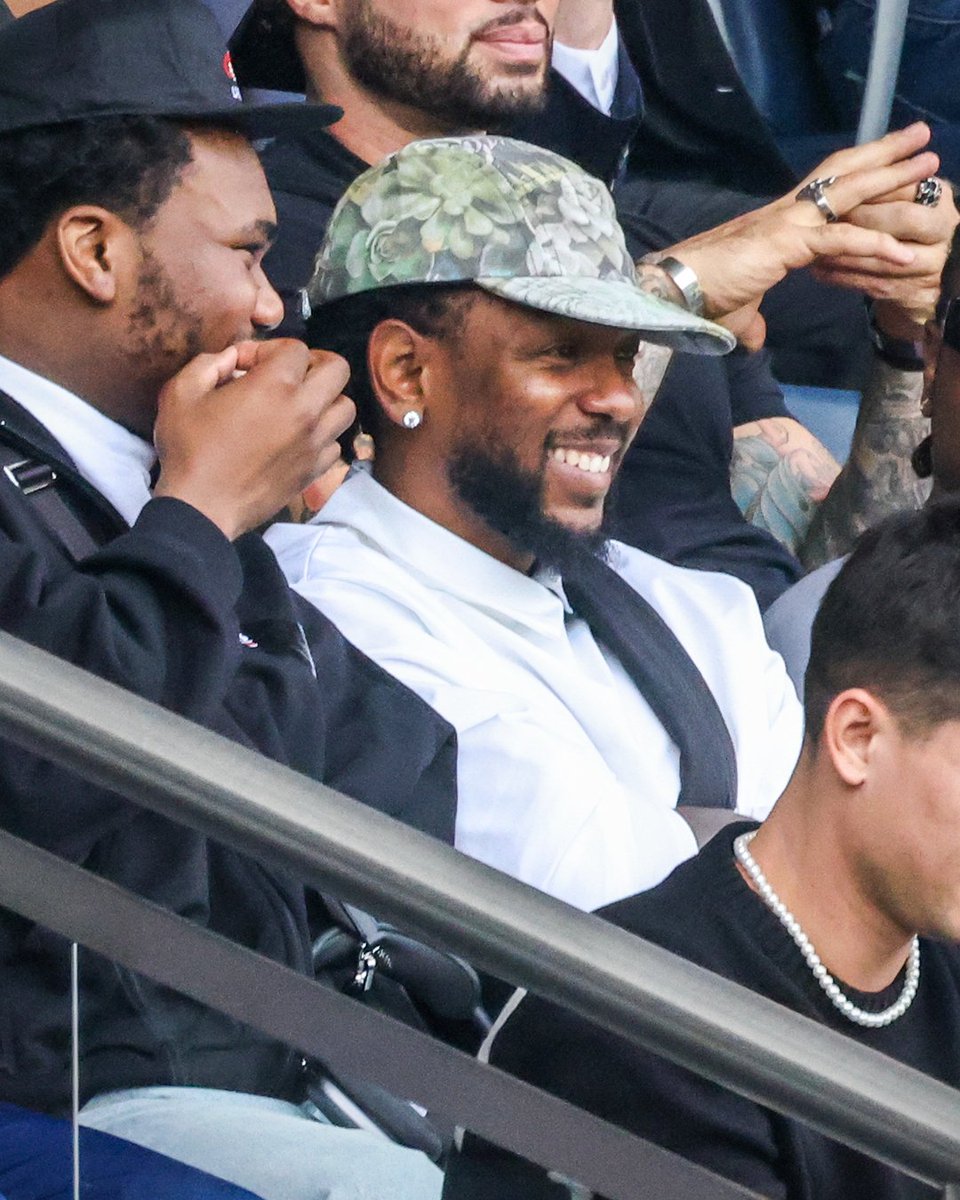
[402,410,422,429]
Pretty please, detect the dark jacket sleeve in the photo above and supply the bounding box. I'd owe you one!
[0,495,243,712]
[0,491,249,850]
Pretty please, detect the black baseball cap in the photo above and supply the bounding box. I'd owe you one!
[230,0,307,94]
[0,0,340,138]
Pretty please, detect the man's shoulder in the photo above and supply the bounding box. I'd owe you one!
[596,823,752,958]
[608,539,765,624]
[259,129,364,208]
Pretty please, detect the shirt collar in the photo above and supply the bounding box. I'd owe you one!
[317,467,571,624]
[0,353,156,526]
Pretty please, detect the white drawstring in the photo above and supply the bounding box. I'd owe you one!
[71,942,80,1200]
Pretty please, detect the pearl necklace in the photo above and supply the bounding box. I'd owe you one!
[733,831,920,1028]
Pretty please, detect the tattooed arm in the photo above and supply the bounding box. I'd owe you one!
[730,313,930,568]
[798,356,930,568]
[730,418,842,557]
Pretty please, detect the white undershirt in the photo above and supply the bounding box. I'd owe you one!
[552,18,621,115]
[0,353,155,527]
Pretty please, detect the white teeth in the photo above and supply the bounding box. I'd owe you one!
[549,448,612,474]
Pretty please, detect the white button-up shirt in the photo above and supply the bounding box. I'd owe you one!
[0,353,154,526]
[267,470,803,912]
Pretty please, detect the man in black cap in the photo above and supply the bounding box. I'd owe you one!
[0,0,450,1195]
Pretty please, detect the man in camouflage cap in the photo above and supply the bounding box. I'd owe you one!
[267,136,804,913]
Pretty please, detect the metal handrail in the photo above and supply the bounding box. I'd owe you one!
[856,0,911,142]
[0,630,959,1188]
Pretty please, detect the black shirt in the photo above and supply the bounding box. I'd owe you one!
[445,823,960,1200]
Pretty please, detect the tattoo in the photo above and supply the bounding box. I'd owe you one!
[633,342,672,413]
[730,418,841,554]
[799,359,930,569]
[635,262,686,308]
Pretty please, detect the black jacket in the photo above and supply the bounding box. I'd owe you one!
[0,390,457,1115]
[615,0,810,195]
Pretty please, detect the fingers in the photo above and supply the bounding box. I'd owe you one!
[804,222,917,266]
[304,347,352,398]
[812,153,940,220]
[814,251,940,279]
[844,198,956,244]
[312,391,356,450]
[811,264,941,310]
[159,346,241,403]
[861,181,941,206]
[797,122,932,188]
[717,303,766,350]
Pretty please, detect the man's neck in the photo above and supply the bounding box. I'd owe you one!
[320,88,471,165]
[744,773,916,993]
[372,458,535,574]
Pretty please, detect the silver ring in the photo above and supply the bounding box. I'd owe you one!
[796,175,839,222]
[915,177,943,207]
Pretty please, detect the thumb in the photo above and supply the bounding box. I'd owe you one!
[160,346,241,403]
[718,303,767,351]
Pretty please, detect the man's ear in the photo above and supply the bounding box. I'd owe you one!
[368,319,433,430]
[285,0,337,30]
[822,688,890,787]
[55,206,132,305]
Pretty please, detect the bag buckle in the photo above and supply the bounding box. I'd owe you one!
[4,458,56,496]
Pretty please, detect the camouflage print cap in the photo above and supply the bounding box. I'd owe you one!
[301,136,735,356]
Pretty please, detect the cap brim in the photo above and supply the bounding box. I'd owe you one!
[185,99,341,138]
[476,276,735,355]
[0,99,341,139]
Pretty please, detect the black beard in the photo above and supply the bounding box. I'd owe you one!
[448,440,610,575]
[342,2,550,130]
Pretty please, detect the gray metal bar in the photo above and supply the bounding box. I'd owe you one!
[856,0,910,143]
[0,828,758,1200]
[0,632,959,1186]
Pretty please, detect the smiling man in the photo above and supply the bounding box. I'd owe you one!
[266,136,805,912]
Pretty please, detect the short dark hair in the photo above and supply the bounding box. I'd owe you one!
[804,500,960,740]
[306,282,477,445]
[0,116,193,278]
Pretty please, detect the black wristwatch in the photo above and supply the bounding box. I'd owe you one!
[869,318,925,372]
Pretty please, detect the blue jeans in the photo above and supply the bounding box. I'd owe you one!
[0,1102,262,1200]
[819,0,960,180]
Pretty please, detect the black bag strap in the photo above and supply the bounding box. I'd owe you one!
[0,441,100,561]
[562,552,738,810]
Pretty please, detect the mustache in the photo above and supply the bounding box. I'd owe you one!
[545,424,632,451]
[471,7,550,39]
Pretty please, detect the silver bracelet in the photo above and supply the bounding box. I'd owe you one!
[656,256,705,316]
